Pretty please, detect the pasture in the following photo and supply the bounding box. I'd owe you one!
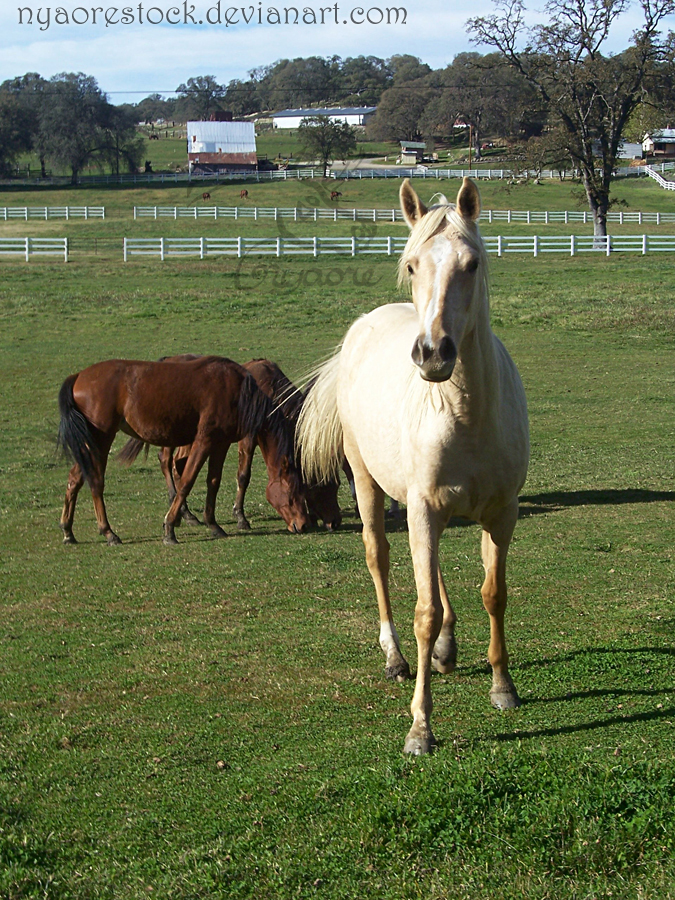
[1,174,675,898]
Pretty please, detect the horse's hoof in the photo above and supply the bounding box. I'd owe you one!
[403,729,436,756]
[210,526,227,539]
[385,660,411,682]
[61,531,77,545]
[235,519,251,531]
[182,512,203,527]
[163,534,179,546]
[490,690,521,710]
[107,533,122,546]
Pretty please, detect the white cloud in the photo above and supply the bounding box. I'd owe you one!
[0,0,670,98]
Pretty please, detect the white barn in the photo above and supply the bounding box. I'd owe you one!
[187,121,257,172]
[272,107,377,129]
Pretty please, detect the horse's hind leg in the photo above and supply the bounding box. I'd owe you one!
[172,450,202,526]
[60,463,84,544]
[345,439,410,682]
[89,435,120,545]
[233,436,254,530]
[481,499,520,709]
[203,445,228,538]
[431,565,457,674]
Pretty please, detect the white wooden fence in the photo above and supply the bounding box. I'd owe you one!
[0,237,69,261]
[645,165,675,191]
[134,205,675,226]
[0,207,105,220]
[123,234,675,261]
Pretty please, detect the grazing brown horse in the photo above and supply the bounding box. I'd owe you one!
[202,191,211,201]
[330,190,342,201]
[145,358,341,532]
[240,189,249,199]
[57,356,297,545]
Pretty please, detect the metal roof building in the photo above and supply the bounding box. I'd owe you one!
[187,121,257,172]
[272,107,377,129]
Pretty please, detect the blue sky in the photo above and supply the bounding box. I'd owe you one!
[0,0,665,103]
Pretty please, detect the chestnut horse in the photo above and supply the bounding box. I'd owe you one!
[298,178,529,754]
[57,356,298,545]
[138,358,341,532]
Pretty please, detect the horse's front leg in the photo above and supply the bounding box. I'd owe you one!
[202,445,228,538]
[481,498,521,709]
[405,494,445,755]
[233,436,255,530]
[163,439,210,544]
[431,565,457,674]
[345,438,410,682]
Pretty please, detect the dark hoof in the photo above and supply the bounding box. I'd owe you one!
[403,730,436,756]
[235,519,251,531]
[385,661,411,682]
[210,525,227,539]
[432,633,457,674]
[106,533,122,546]
[62,532,77,545]
[182,511,203,527]
[490,691,521,710]
[163,534,179,546]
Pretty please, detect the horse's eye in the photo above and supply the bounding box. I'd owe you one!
[467,258,479,273]
[407,264,414,275]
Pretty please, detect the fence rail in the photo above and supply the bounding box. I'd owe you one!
[0,237,69,260]
[123,233,675,261]
[645,165,675,191]
[133,205,675,226]
[2,161,674,188]
[0,207,105,220]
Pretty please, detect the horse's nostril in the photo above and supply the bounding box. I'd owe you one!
[412,338,433,366]
[438,336,456,363]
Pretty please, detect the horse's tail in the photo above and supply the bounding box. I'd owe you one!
[238,372,296,466]
[57,374,99,484]
[296,352,343,484]
[117,438,149,466]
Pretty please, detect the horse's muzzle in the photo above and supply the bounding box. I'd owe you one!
[412,335,457,382]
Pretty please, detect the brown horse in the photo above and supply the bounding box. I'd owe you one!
[240,189,249,199]
[330,190,342,201]
[147,358,341,531]
[57,356,300,545]
[202,191,211,201]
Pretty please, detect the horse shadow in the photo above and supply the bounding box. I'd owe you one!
[518,488,675,519]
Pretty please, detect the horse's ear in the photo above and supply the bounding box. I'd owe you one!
[456,177,481,221]
[400,179,428,228]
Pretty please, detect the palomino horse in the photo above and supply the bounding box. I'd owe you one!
[137,358,341,532]
[298,178,529,755]
[58,356,296,545]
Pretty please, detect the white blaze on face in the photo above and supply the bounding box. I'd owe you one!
[423,236,456,348]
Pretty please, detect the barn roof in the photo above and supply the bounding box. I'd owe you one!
[187,121,256,154]
[272,107,377,118]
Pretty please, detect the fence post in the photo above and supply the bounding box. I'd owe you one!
[154,207,158,219]
[313,236,318,258]
[134,207,137,220]
[237,236,242,258]
[387,235,392,256]
[606,235,611,256]
[277,237,281,257]
[351,236,356,257]
[642,234,648,255]
[657,212,660,225]
[64,238,69,262]
[533,235,538,258]
[200,237,205,260]
[507,210,511,223]
[124,237,128,262]
[334,208,337,222]
[294,208,297,221]
[25,237,30,262]
[527,210,531,224]
[160,237,165,261]
[570,235,575,256]
[638,211,642,225]
[497,235,503,258]
[545,210,549,224]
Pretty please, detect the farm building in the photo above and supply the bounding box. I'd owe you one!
[399,141,426,164]
[643,129,675,157]
[272,107,377,129]
[187,121,257,174]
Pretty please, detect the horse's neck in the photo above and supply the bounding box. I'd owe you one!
[442,307,499,421]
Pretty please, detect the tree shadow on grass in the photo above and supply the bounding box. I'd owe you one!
[489,705,675,743]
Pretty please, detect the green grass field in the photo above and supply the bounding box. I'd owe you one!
[1,173,675,899]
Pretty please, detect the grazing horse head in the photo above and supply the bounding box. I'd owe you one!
[398,177,486,383]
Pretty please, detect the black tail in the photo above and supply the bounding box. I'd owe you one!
[117,437,149,466]
[238,373,296,466]
[57,374,99,484]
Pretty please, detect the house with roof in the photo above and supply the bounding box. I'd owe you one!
[187,121,257,173]
[271,107,377,129]
[642,129,675,158]
[399,141,426,165]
